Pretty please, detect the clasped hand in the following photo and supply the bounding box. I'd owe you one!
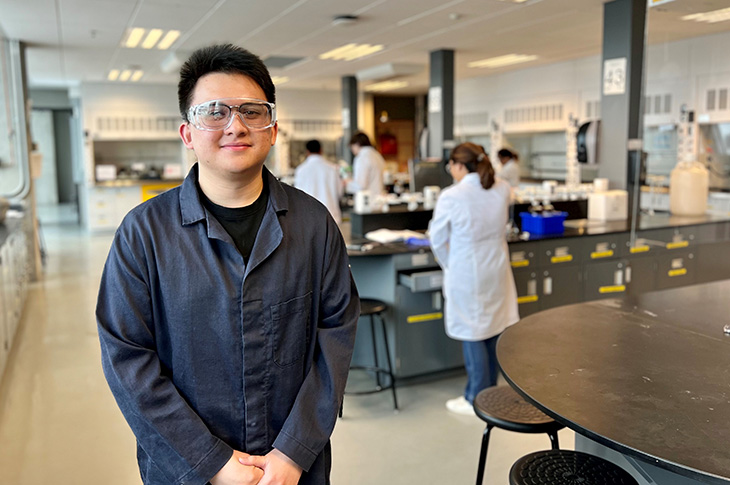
[211,448,303,485]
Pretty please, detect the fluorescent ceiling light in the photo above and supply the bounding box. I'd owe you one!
[122,28,180,49]
[468,54,538,69]
[319,43,384,61]
[271,76,289,85]
[131,70,144,82]
[682,7,730,24]
[157,30,180,50]
[119,70,132,82]
[142,29,163,49]
[108,69,120,81]
[365,80,409,92]
[124,28,146,48]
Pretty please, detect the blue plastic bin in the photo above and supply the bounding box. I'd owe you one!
[519,211,568,235]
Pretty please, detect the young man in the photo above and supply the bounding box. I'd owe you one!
[294,139,343,224]
[345,132,385,196]
[96,44,359,485]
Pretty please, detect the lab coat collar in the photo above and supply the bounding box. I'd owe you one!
[179,163,289,227]
[460,172,481,186]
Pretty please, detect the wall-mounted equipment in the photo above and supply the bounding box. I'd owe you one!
[577,120,601,165]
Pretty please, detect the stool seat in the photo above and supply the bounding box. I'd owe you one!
[474,386,565,484]
[510,450,639,485]
[474,386,564,435]
[360,298,387,316]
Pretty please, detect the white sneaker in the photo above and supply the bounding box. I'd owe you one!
[446,396,475,416]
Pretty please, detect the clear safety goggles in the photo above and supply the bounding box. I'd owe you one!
[187,97,277,131]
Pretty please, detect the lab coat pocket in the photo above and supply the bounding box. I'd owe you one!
[271,292,312,368]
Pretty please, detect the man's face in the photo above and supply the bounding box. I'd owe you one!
[180,72,277,178]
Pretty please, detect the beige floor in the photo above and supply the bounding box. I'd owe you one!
[0,211,573,485]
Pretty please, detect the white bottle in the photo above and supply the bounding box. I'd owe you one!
[669,161,709,216]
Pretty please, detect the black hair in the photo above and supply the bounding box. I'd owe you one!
[498,148,516,160]
[178,44,275,121]
[306,139,321,154]
[450,142,495,190]
[349,132,372,147]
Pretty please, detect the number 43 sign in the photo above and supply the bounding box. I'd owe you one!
[603,58,627,96]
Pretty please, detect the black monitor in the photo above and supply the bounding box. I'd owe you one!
[408,158,452,193]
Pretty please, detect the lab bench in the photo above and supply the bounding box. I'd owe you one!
[347,213,730,380]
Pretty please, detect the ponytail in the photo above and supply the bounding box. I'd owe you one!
[450,142,495,190]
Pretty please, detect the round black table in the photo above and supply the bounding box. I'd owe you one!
[497,279,730,485]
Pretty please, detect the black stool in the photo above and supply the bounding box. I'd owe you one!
[474,386,564,485]
[340,298,398,416]
[510,450,639,484]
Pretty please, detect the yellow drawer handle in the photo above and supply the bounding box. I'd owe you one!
[591,250,614,259]
[550,255,573,264]
[668,268,687,277]
[666,241,689,250]
[406,312,443,324]
[517,295,539,304]
[511,260,529,268]
[630,245,650,254]
[599,285,626,294]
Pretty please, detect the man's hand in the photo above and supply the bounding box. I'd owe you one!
[210,450,264,485]
[238,448,303,485]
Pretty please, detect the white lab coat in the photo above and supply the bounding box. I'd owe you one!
[428,174,519,341]
[347,146,385,195]
[498,159,520,188]
[294,154,343,224]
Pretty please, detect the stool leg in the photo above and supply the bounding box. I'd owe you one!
[475,424,493,485]
[547,430,560,450]
[378,313,398,411]
[338,399,343,418]
[370,315,381,388]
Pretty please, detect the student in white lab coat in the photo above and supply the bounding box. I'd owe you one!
[345,132,385,196]
[294,139,343,224]
[497,148,520,188]
[428,142,519,416]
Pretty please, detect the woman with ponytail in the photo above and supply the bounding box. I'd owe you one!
[428,142,519,416]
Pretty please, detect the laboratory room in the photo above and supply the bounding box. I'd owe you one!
[2,0,730,483]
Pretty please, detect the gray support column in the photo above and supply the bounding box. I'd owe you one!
[341,76,358,164]
[428,49,454,159]
[598,0,647,214]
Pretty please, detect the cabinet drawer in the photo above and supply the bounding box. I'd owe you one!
[539,239,581,266]
[509,242,539,269]
[398,270,443,292]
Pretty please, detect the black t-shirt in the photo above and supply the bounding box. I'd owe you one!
[197,178,269,263]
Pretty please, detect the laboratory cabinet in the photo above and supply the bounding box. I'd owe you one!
[695,242,730,284]
[86,186,142,231]
[512,269,541,318]
[0,222,30,383]
[347,216,730,380]
[349,251,463,380]
[655,250,696,290]
[539,265,584,310]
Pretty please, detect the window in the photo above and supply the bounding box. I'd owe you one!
[0,37,31,199]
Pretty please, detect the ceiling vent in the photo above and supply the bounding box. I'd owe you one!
[356,63,423,82]
[263,56,305,69]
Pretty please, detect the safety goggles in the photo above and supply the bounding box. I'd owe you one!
[187,97,277,131]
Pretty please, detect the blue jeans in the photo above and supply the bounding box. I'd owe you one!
[462,334,501,404]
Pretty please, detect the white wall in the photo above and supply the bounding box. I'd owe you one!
[454,30,730,133]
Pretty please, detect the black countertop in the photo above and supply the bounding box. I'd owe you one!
[497,280,730,484]
[346,212,730,257]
